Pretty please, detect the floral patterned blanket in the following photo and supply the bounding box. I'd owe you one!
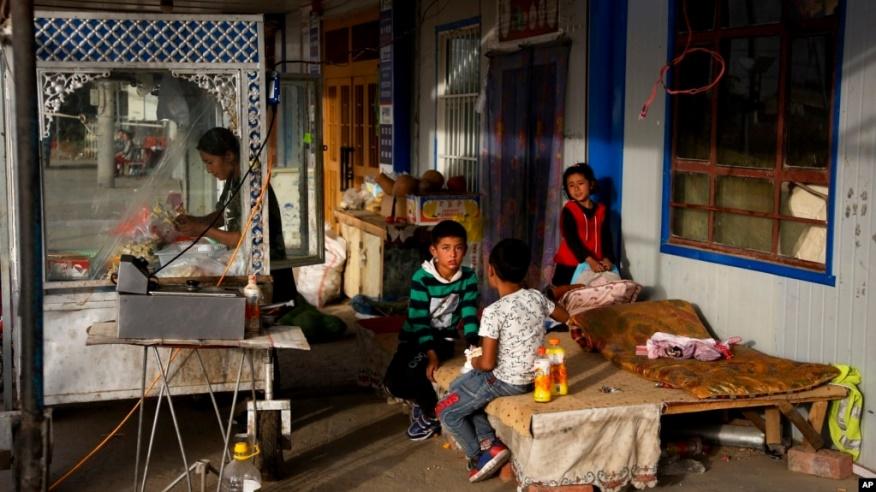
[555,280,642,317]
[571,299,839,399]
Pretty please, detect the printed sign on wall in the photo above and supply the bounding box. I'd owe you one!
[498,0,559,42]
[308,11,320,75]
[379,0,394,168]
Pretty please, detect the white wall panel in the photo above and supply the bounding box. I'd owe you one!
[828,0,876,466]
[414,0,481,176]
[621,0,667,290]
[624,0,876,468]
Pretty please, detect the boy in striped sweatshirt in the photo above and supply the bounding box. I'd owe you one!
[384,220,480,441]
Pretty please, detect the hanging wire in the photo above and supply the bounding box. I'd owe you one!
[639,0,726,120]
[150,107,278,277]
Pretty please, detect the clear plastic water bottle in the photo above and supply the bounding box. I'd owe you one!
[220,441,262,492]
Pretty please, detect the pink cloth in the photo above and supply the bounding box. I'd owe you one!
[635,332,741,361]
[558,280,642,317]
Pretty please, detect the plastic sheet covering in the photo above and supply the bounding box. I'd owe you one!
[41,71,245,280]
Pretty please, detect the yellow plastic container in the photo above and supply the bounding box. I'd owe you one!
[533,346,552,403]
[547,338,569,396]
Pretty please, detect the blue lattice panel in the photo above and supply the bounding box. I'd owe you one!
[35,17,259,64]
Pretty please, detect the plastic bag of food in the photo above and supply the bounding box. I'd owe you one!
[154,255,227,278]
[339,187,374,210]
[293,228,346,307]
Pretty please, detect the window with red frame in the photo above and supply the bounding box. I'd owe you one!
[668,0,839,271]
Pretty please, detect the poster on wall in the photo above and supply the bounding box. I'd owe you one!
[498,0,559,42]
[379,0,394,170]
[308,11,320,75]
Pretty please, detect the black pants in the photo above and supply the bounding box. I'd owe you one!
[384,340,455,418]
[271,267,298,303]
[552,264,576,286]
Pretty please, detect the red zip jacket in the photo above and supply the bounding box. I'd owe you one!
[554,200,606,266]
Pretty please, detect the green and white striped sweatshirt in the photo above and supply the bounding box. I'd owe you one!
[400,259,479,351]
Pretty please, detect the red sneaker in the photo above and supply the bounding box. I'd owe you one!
[468,441,510,482]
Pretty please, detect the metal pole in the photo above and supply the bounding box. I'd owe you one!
[194,349,231,463]
[96,82,116,186]
[216,350,247,492]
[134,346,148,492]
[152,347,193,492]
[11,0,46,490]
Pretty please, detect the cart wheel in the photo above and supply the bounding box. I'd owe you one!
[256,410,283,479]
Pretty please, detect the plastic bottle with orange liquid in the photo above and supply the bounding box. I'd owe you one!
[533,346,552,403]
[547,338,568,396]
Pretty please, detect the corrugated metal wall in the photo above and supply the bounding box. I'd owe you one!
[777,0,876,465]
[624,0,876,468]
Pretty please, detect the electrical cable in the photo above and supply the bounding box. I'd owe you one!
[639,0,726,120]
[216,147,275,286]
[50,107,279,491]
[150,106,278,277]
[48,348,185,490]
[48,3,455,485]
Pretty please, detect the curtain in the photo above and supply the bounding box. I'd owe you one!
[479,43,570,302]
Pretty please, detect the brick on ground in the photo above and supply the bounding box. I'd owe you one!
[524,485,595,492]
[787,446,853,480]
[499,463,514,483]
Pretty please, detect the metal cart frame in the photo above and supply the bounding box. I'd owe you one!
[86,323,309,491]
[2,10,271,408]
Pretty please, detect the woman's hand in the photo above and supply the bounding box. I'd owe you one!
[599,258,614,271]
[174,215,206,236]
[586,256,605,272]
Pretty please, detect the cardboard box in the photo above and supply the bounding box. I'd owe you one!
[380,194,408,220]
[406,194,480,225]
[463,240,481,272]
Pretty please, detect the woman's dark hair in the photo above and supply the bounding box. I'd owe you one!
[489,238,530,283]
[197,127,240,159]
[562,162,598,197]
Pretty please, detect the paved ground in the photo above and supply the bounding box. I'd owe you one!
[0,389,862,491]
[0,302,864,491]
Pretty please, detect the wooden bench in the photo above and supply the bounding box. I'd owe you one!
[433,332,847,490]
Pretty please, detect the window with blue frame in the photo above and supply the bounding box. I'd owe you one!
[664,0,841,280]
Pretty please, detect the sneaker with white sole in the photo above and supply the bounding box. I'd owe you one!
[468,441,510,482]
[406,404,440,441]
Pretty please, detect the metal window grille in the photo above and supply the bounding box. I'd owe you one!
[667,1,838,272]
[437,25,480,192]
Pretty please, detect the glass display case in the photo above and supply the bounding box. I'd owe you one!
[0,11,323,406]
[42,70,232,281]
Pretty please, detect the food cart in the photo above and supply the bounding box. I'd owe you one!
[0,9,324,478]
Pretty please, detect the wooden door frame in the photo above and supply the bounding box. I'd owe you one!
[321,7,380,227]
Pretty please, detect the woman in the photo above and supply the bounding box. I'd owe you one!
[114,129,136,176]
[175,127,296,302]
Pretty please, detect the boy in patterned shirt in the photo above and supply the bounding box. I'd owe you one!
[384,220,480,441]
[437,238,573,482]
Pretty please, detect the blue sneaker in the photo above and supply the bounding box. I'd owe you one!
[410,403,425,424]
[412,404,440,426]
[468,441,510,482]
[406,404,440,441]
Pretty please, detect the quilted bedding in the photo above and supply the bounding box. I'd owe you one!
[570,300,839,399]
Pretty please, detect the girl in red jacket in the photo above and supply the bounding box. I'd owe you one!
[552,163,614,286]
